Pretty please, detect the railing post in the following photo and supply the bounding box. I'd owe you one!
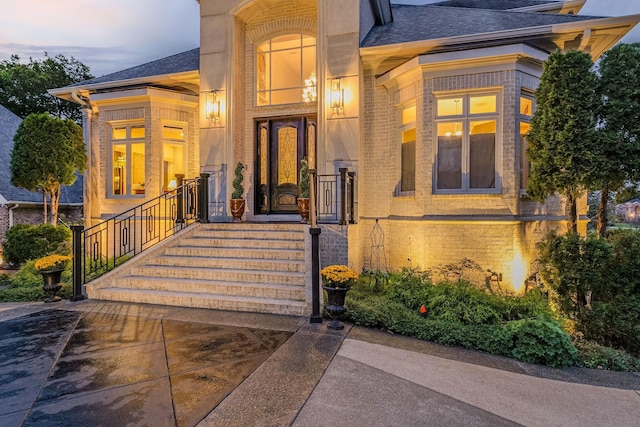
[348,171,355,224]
[199,173,210,223]
[70,225,85,301]
[309,168,322,323]
[339,168,348,225]
[175,174,185,224]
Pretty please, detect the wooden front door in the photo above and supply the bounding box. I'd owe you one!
[256,116,316,214]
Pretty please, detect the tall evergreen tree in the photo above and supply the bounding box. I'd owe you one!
[595,43,640,237]
[527,50,599,233]
[11,113,87,226]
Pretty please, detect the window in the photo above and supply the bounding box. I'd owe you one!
[256,33,316,106]
[435,93,499,193]
[162,125,185,192]
[400,105,416,193]
[519,94,534,190]
[110,124,145,196]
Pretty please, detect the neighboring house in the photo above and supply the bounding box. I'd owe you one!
[50,0,639,291]
[615,199,640,223]
[0,105,83,266]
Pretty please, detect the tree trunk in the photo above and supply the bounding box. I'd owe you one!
[42,190,48,224]
[597,183,609,239]
[50,185,60,227]
[567,194,578,234]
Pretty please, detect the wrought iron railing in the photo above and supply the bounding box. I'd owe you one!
[316,168,356,224]
[71,175,210,297]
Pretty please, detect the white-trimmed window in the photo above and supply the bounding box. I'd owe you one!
[162,124,186,192]
[399,104,416,193]
[110,123,145,197]
[256,33,316,106]
[519,93,534,190]
[435,93,500,193]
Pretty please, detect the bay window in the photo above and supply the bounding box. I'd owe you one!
[435,93,499,193]
[110,124,145,197]
[519,94,534,190]
[400,105,416,193]
[162,125,186,192]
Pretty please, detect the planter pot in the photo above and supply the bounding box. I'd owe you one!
[297,198,310,224]
[323,286,349,330]
[230,199,246,222]
[40,269,63,303]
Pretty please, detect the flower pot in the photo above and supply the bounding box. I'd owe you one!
[297,198,310,224]
[323,286,349,330]
[40,269,63,303]
[230,199,246,222]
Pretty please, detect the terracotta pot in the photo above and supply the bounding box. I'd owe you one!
[230,199,246,222]
[297,198,310,224]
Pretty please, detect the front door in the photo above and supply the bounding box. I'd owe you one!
[256,116,316,214]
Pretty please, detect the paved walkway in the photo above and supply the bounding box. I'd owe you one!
[0,300,639,427]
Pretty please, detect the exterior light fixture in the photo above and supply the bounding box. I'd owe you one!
[206,90,221,124]
[303,72,317,103]
[168,179,177,191]
[330,77,344,113]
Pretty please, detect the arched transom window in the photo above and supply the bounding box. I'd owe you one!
[256,33,316,106]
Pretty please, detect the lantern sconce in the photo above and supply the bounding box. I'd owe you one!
[206,90,221,124]
[330,77,344,114]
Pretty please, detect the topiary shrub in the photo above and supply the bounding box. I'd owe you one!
[231,162,245,199]
[2,224,71,266]
[506,319,578,368]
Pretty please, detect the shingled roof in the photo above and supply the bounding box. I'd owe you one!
[67,48,199,88]
[428,0,560,10]
[0,106,83,205]
[362,4,599,47]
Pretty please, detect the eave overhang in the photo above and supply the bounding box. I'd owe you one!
[361,14,640,76]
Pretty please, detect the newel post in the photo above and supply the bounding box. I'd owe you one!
[70,225,85,301]
[309,168,322,323]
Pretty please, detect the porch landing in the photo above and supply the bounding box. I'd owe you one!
[84,223,311,316]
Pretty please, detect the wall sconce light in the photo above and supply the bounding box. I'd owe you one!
[330,77,344,114]
[206,90,221,124]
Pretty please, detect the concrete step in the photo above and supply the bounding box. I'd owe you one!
[88,287,308,316]
[151,255,306,272]
[178,237,305,250]
[195,229,305,241]
[164,246,305,261]
[129,264,305,285]
[113,276,306,300]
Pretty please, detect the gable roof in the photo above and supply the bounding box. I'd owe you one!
[0,106,83,205]
[428,0,561,11]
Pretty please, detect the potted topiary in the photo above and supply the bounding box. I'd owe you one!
[34,254,71,303]
[320,264,358,330]
[230,162,245,222]
[297,159,310,224]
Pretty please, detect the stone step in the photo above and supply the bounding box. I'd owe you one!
[178,237,305,250]
[202,223,305,232]
[113,276,306,300]
[164,246,305,261]
[129,264,305,285]
[88,287,308,316]
[151,255,306,272]
[194,229,305,241]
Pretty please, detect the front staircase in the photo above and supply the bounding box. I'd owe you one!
[85,223,310,316]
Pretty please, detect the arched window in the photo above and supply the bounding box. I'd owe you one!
[256,33,316,106]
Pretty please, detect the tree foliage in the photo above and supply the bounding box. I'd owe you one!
[527,50,599,233]
[0,53,92,122]
[595,43,640,236]
[10,113,86,226]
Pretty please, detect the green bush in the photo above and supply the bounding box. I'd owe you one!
[2,224,71,266]
[0,260,72,302]
[574,339,640,371]
[506,319,578,368]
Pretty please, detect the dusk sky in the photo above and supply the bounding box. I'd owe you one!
[0,0,639,78]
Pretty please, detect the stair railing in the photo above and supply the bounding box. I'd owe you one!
[71,174,209,299]
[316,168,356,225]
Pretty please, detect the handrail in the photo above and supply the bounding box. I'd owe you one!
[315,169,356,224]
[71,175,208,297]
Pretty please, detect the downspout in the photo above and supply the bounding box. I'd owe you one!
[8,203,19,227]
